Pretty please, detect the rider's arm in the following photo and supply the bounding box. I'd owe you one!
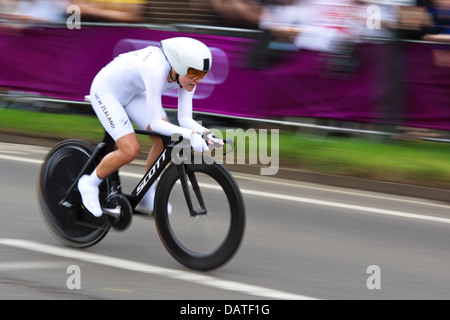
[141,56,194,140]
[177,87,208,135]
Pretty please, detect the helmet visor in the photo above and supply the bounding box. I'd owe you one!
[187,68,208,81]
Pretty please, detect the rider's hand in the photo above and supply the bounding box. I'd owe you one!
[203,130,224,148]
[190,132,208,152]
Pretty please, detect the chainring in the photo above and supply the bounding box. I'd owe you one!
[104,194,133,231]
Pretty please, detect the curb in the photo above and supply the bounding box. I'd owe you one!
[2,132,450,203]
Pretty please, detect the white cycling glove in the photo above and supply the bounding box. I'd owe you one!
[204,131,224,149]
[190,132,208,152]
[204,131,221,144]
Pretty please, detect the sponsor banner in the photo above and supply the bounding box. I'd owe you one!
[0,27,449,130]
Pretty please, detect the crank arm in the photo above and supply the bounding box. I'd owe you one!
[102,206,121,219]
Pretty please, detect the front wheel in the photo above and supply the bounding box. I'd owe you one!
[38,139,110,248]
[154,161,245,271]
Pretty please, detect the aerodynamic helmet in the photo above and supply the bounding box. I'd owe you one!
[160,37,212,77]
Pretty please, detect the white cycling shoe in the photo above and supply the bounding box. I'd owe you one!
[139,182,172,215]
[77,174,103,217]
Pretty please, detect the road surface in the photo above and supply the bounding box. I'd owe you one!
[1,141,450,301]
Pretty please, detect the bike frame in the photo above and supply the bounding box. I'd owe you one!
[60,129,214,217]
[125,129,211,217]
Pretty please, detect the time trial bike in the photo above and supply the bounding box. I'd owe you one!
[38,129,245,271]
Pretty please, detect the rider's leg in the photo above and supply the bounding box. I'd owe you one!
[145,124,165,170]
[96,133,140,179]
[79,87,137,217]
[78,133,140,217]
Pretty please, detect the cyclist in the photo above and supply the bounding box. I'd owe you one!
[78,37,222,217]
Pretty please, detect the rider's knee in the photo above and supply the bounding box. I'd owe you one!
[120,143,140,163]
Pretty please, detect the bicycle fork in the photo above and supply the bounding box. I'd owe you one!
[177,164,207,217]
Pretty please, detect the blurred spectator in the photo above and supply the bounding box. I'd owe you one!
[0,0,17,17]
[422,0,450,39]
[209,0,263,29]
[246,0,303,68]
[293,1,358,52]
[69,0,146,23]
[0,0,69,32]
[421,0,450,67]
[249,0,366,71]
[290,1,365,77]
[397,0,434,39]
[260,1,364,52]
[0,0,16,32]
[258,0,315,51]
[258,0,303,44]
[5,0,68,23]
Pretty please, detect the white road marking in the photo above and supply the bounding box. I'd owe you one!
[0,238,317,300]
[240,188,450,224]
[122,171,450,224]
[0,260,66,271]
[232,173,450,210]
[0,142,47,155]
[0,154,43,164]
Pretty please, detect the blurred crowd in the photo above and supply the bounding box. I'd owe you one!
[0,0,447,35]
[0,0,448,70]
[217,0,450,48]
[0,0,448,71]
[0,0,145,29]
[0,1,448,41]
[0,0,448,61]
[0,0,448,89]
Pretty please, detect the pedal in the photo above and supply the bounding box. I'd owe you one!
[60,201,73,208]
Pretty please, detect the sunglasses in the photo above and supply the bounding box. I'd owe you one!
[186,68,208,81]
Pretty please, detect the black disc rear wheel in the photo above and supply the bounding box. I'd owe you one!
[38,139,110,247]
